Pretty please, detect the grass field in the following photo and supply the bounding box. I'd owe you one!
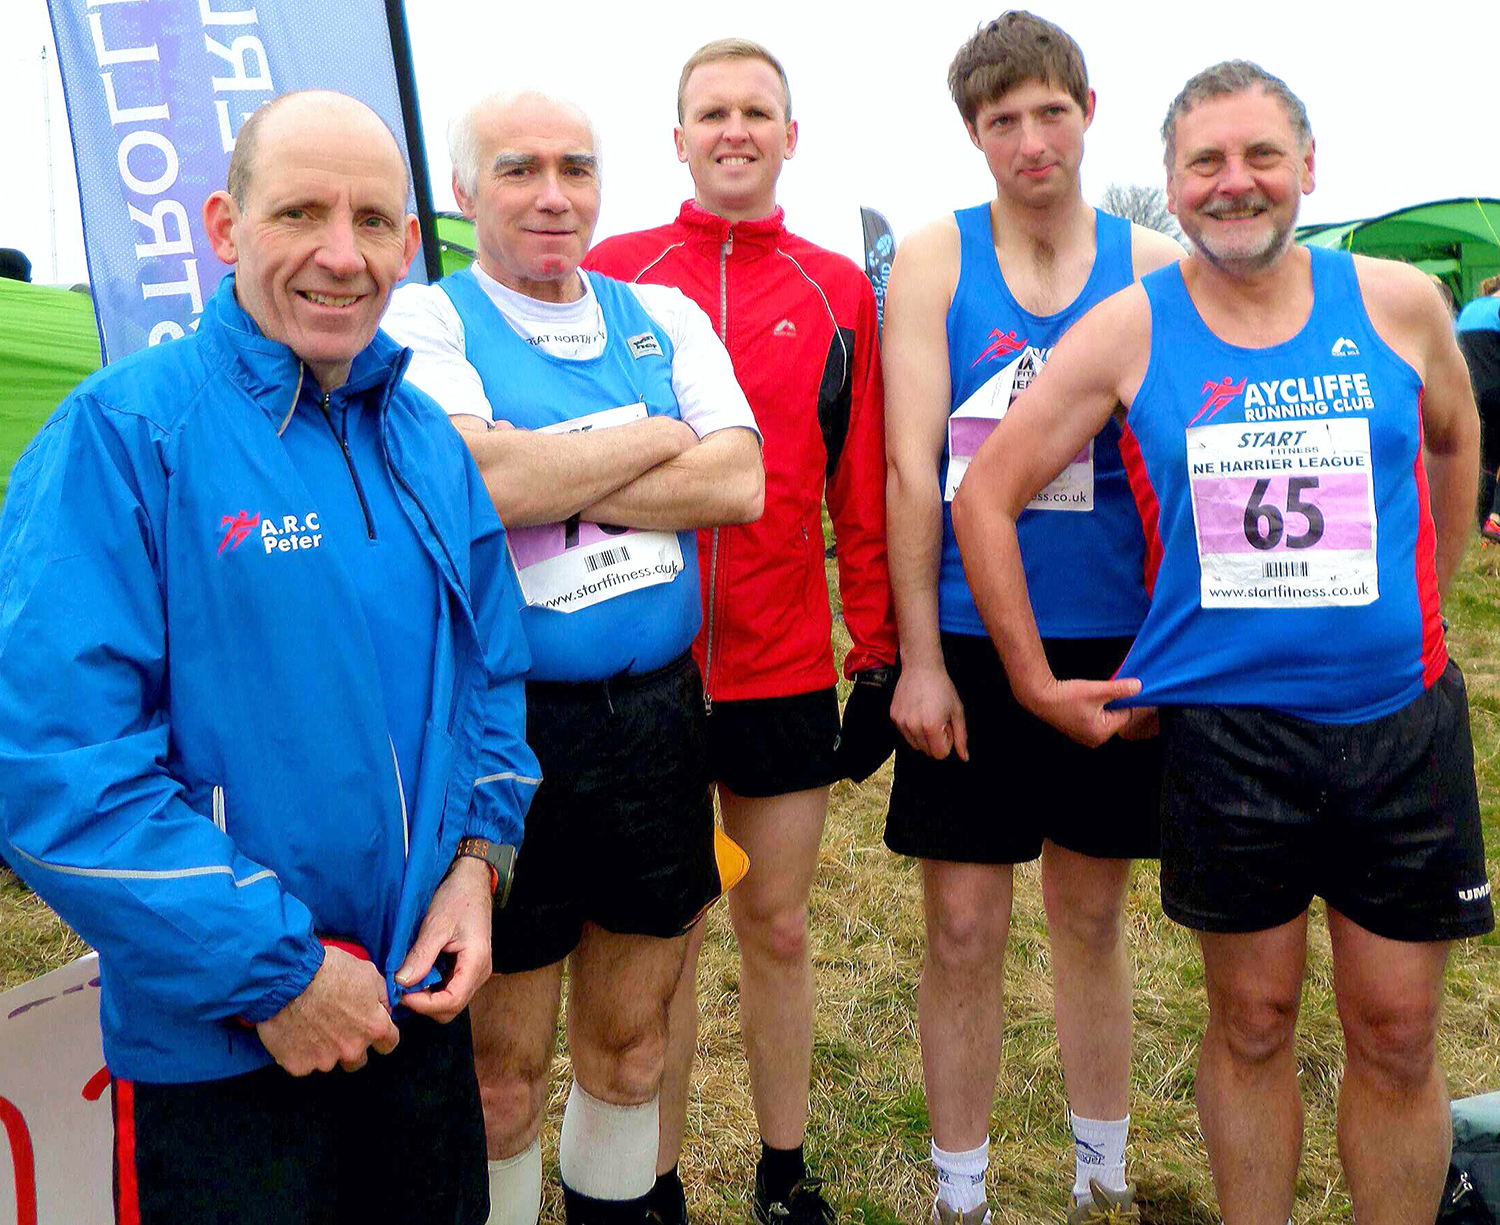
[2,548,1497,1224]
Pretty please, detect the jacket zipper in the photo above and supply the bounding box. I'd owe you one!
[211,785,226,833]
[702,229,734,714]
[317,392,375,540]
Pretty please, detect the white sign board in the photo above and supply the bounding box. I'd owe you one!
[0,954,110,1225]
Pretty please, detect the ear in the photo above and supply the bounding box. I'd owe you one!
[674,124,688,165]
[1165,171,1179,217]
[1301,136,1316,196]
[399,214,421,280]
[1081,88,1096,131]
[783,118,799,160]
[452,169,478,220]
[966,121,983,153]
[203,190,240,264]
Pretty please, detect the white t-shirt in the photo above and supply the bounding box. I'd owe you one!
[381,266,760,442]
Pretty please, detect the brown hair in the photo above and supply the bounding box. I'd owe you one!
[677,38,792,124]
[1482,274,1500,297]
[947,11,1089,128]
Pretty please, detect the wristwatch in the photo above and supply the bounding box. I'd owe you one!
[853,664,898,688]
[453,837,517,909]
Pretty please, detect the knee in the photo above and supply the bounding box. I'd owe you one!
[1213,991,1300,1067]
[476,1059,550,1151]
[575,1017,668,1103]
[1340,998,1440,1094]
[926,898,1004,975]
[732,898,810,967]
[1044,891,1124,954]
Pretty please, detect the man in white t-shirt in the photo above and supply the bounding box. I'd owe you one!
[381,90,763,1225]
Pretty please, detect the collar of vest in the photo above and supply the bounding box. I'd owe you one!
[674,199,785,256]
[197,274,410,424]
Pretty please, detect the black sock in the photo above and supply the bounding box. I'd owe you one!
[562,1183,655,1225]
[757,1141,807,1204]
[649,1167,685,1221]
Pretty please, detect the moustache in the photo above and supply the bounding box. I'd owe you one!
[1201,195,1270,217]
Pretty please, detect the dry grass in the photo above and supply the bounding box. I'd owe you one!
[3,547,1498,1224]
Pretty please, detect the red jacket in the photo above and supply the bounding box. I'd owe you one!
[586,200,897,703]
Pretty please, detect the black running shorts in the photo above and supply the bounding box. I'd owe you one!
[884,632,1162,864]
[114,1012,487,1224]
[1159,660,1495,941]
[493,652,721,974]
[708,686,842,798]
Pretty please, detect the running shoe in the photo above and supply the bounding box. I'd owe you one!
[929,1199,992,1225]
[752,1170,836,1225]
[1067,1179,1141,1224]
[1483,514,1500,546]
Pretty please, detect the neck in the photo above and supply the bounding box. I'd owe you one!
[308,360,350,396]
[477,254,586,305]
[1185,242,1309,310]
[990,189,1093,252]
[694,190,776,226]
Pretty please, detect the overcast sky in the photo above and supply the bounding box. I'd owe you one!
[4,0,1496,285]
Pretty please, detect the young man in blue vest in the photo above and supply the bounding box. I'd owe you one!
[381,90,763,1225]
[952,61,1493,1225]
[881,13,1183,1223]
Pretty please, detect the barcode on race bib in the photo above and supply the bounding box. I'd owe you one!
[585,547,632,574]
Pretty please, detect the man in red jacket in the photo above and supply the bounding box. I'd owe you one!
[585,37,898,1225]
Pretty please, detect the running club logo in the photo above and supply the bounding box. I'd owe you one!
[217,511,260,556]
[1190,376,1247,425]
[971,328,1028,367]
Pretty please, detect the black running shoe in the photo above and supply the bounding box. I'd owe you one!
[752,1169,836,1225]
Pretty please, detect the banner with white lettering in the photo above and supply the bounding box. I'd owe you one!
[0,954,110,1225]
[45,0,435,363]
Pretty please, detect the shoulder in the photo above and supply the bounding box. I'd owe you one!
[619,279,714,342]
[1352,253,1451,347]
[886,215,962,321]
[385,279,460,328]
[61,335,213,435]
[584,224,682,278]
[1128,224,1188,276]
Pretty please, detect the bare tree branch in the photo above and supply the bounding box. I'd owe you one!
[1099,182,1181,240]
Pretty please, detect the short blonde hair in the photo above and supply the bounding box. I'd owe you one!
[676,38,791,124]
[1482,274,1500,297]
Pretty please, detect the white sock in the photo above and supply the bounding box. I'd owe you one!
[557,1080,658,1200]
[486,1135,541,1225]
[1070,1111,1129,1201]
[931,1138,989,1213]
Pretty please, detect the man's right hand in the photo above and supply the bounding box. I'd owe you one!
[1025,676,1144,749]
[890,662,968,761]
[255,945,400,1076]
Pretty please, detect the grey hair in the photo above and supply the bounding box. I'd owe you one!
[1161,60,1311,167]
[448,90,602,199]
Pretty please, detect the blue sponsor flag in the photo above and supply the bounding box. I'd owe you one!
[860,206,895,336]
[46,0,438,364]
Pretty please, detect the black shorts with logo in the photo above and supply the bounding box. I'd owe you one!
[708,686,842,798]
[493,652,721,974]
[884,632,1162,864]
[114,1011,486,1225]
[1159,660,1495,941]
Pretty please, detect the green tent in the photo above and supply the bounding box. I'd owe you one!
[0,279,101,503]
[1297,198,1500,307]
[435,212,479,275]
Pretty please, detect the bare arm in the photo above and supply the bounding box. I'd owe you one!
[583,425,764,530]
[453,414,698,528]
[950,286,1152,745]
[883,220,968,760]
[1359,257,1480,596]
[1130,224,1188,277]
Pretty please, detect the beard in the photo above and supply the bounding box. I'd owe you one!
[1181,191,1300,274]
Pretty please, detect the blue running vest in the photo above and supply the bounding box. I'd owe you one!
[1114,248,1446,722]
[940,205,1149,638]
[439,269,702,682]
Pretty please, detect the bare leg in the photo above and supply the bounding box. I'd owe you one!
[470,961,566,1159]
[1328,909,1452,1225]
[1195,915,1309,1225]
[919,859,1012,1150]
[719,784,830,1149]
[656,917,706,1175]
[1041,843,1133,1121]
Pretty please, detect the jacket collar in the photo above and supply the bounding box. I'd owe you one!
[673,199,785,256]
[196,275,411,427]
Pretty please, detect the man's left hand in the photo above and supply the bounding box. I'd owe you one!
[836,668,900,783]
[395,856,493,1021]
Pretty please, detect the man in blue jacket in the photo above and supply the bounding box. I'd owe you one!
[0,90,539,1224]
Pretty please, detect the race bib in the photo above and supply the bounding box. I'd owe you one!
[1186,417,1378,609]
[507,405,686,612]
[944,348,1093,510]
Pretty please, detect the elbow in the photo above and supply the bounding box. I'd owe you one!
[732,463,765,524]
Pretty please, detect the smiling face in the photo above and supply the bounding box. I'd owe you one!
[454,93,600,304]
[1167,87,1315,274]
[203,94,419,391]
[675,57,797,223]
[967,77,1094,210]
